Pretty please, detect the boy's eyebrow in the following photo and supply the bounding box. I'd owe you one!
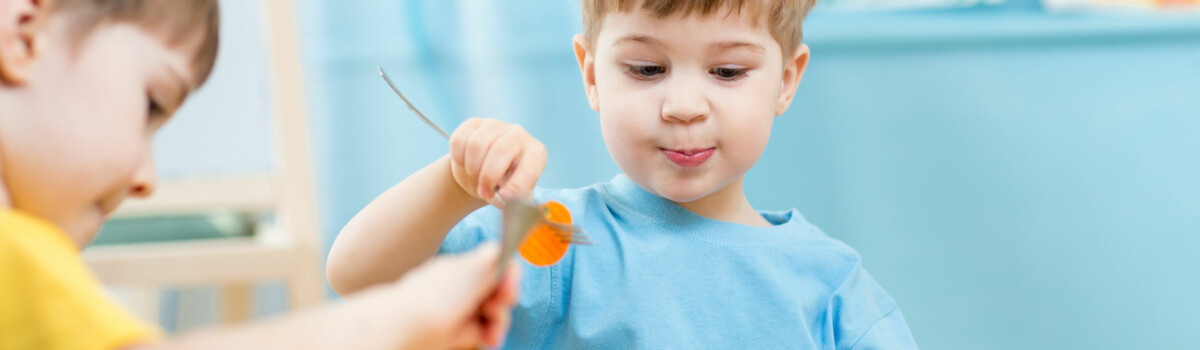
[613,34,664,47]
[611,35,764,54]
[709,40,764,53]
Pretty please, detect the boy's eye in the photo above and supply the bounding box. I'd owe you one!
[625,64,666,79]
[710,66,748,80]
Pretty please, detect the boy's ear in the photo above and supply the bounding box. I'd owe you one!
[775,44,810,116]
[0,0,49,86]
[572,34,599,112]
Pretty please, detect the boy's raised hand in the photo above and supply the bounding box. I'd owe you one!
[448,118,547,207]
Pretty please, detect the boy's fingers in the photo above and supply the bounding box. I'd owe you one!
[477,133,523,199]
[462,123,504,180]
[495,262,521,304]
[457,246,516,347]
[479,263,520,315]
[483,301,512,347]
[436,247,519,349]
[497,142,546,200]
[449,118,483,168]
[471,257,522,345]
[480,275,517,347]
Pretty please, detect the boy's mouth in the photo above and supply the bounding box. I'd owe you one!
[661,148,715,168]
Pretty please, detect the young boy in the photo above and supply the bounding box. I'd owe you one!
[0,0,521,349]
[328,0,918,348]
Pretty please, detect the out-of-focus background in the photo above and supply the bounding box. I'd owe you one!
[86,0,1200,349]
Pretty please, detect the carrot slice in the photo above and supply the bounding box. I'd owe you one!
[518,200,572,267]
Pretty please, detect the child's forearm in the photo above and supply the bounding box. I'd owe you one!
[138,243,519,350]
[139,283,419,350]
[326,155,485,295]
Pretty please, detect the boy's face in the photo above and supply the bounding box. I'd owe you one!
[0,16,198,247]
[574,7,808,204]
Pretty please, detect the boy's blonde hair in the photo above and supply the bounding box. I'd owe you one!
[581,0,816,59]
[51,0,220,86]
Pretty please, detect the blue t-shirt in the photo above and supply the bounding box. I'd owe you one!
[440,174,917,349]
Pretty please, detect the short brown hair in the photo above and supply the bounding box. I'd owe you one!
[52,0,220,86]
[581,0,815,59]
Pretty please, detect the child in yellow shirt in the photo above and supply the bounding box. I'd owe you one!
[0,0,519,349]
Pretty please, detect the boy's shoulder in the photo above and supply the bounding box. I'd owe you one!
[0,210,161,348]
[0,210,76,258]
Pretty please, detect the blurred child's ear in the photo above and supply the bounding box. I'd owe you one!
[0,0,48,85]
[775,44,810,116]
[572,34,599,112]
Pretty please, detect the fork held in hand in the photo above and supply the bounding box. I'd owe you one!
[377,66,591,275]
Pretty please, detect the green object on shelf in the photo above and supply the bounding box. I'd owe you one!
[91,212,254,246]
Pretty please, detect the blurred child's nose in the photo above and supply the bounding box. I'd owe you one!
[129,154,157,198]
[660,75,710,124]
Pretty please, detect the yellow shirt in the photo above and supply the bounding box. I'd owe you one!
[0,210,160,350]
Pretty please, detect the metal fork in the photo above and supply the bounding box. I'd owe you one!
[377,66,591,271]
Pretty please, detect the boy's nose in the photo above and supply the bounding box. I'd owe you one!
[660,80,710,123]
[129,155,158,198]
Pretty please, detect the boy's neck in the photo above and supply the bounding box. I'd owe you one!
[673,177,772,227]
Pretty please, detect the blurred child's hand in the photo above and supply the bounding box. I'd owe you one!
[448,118,547,207]
[393,243,521,349]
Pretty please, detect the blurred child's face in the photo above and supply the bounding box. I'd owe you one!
[0,19,197,246]
[577,8,807,204]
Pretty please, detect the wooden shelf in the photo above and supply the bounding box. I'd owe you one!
[84,225,305,287]
[114,175,276,217]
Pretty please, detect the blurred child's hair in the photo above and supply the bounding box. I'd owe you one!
[51,0,220,85]
[581,0,814,59]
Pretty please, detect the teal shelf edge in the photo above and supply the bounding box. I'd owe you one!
[803,9,1200,51]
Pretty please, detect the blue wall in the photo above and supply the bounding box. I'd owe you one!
[294,1,1200,348]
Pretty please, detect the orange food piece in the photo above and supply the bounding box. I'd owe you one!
[518,200,572,267]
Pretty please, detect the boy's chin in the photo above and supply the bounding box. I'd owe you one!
[645,178,719,204]
[64,208,107,249]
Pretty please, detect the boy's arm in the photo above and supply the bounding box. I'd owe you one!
[136,244,522,350]
[326,118,546,295]
[326,155,483,295]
